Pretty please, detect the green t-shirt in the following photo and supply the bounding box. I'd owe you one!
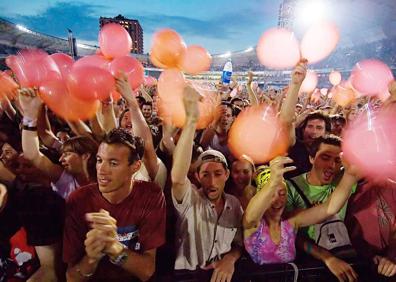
[285,173,357,240]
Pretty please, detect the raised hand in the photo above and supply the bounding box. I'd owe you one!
[115,72,137,106]
[182,84,201,123]
[268,156,295,188]
[18,87,42,120]
[291,59,308,86]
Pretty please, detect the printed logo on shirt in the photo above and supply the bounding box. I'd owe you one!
[117,225,141,251]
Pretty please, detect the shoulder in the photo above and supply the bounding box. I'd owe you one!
[67,183,98,205]
[133,180,164,202]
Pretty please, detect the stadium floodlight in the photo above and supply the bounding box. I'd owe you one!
[295,0,329,26]
[16,24,32,33]
[244,47,254,53]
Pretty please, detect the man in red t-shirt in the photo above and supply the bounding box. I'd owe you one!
[63,128,166,281]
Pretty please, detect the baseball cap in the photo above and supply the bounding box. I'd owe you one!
[196,149,228,169]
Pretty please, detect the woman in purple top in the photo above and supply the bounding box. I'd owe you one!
[243,156,358,264]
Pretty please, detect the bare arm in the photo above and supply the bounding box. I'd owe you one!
[37,105,62,149]
[246,71,259,106]
[243,156,295,237]
[140,85,153,102]
[116,74,158,180]
[290,167,358,228]
[19,88,63,182]
[171,85,200,202]
[100,98,117,133]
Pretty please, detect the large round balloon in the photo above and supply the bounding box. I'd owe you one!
[157,81,218,129]
[73,55,110,70]
[50,53,74,79]
[99,23,132,59]
[300,70,318,93]
[0,71,18,99]
[342,105,396,181]
[350,59,394,97]
[180,45,212,75]
[109,55,144,90]
[40,79,99,121]
[228,105,289,164]
[150,28,186,68]
[157,69,186,99]
[67,66,115,101]
[329,70,342,86]
[256,28,300,69]
[300,22,339,64]
[6,49,61,87]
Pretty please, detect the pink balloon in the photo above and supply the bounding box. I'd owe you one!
[67,66,115,102]
[300,70,318,93]
[256,28,300,69]
[6,49,61,87]
[50,53,74,79]
[342,105,396,181]
[333,82,356,107]
[350,59,394,97]
[109,55,144,90]
[301,22,339,64]
[99,23,132,59]
[180,45,212,75]
[74,55,109,70]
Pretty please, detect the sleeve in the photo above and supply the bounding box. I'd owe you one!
[232,204,244,247]
[171,179,199,214]
[138,185,167,252]
[62,195,87,265]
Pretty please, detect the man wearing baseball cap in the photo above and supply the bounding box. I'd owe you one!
[171,85,243,282]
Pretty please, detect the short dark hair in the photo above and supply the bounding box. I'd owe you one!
[330,114,346,125]
[102,128,145,164]
[62,136,99,179]
[301,111,331,133]
[308,134,342,158]
[142,101,152,108]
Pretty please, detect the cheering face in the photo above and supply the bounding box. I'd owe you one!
[310,144,342,185]
[59,150,84,175]
[303,119,326,146]
[197,162,229,202]
[231,160,253,190]
[0,143,18,168]
[219,106,233,131]
[142,105,152,119]
[120,111,133,133]
[267,185,287,218]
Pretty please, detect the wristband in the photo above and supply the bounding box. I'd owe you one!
[22,125,37,131]
[109,244,128,266]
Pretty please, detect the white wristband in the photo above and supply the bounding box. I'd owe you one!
[22,117,37,127]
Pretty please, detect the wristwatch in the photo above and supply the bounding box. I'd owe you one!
[109,244,128,266]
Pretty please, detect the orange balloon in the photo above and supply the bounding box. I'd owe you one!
[0,71,18,99]
[180,45,212,75]
[333,82,356,107]
[228,105,288,164]
[256,28,300,69]
[300,22,339,64]
[150,28,186,68]
[157,69,186,99]
[300,70,318,93]
[39,79,99,121]
[329,70,342,86]
[157,83,218,129]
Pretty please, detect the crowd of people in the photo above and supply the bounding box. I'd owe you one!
[0,58,396,282]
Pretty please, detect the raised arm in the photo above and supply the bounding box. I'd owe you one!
[37,104,62,149]
[290,162,358,228]
[100,97,117,133]
[19,88,63,182]
[279,59,307,147]
[171,85,200,202]
[116,74,158,181]
[243,156,295,237]
[246,71,259,106]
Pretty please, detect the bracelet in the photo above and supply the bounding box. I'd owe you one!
[76,267,94,278]
[22,125,37,131]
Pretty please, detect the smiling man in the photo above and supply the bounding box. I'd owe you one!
[286,134,359,281]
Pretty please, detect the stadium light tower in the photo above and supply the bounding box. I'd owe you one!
[67,28,77,58]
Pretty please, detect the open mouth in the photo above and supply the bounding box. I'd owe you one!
[98,177,111,186]
[323,170,333,181]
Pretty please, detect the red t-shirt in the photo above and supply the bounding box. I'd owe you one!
[63,181,166,281]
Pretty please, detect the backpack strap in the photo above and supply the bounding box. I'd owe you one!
[288,178,313,208]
